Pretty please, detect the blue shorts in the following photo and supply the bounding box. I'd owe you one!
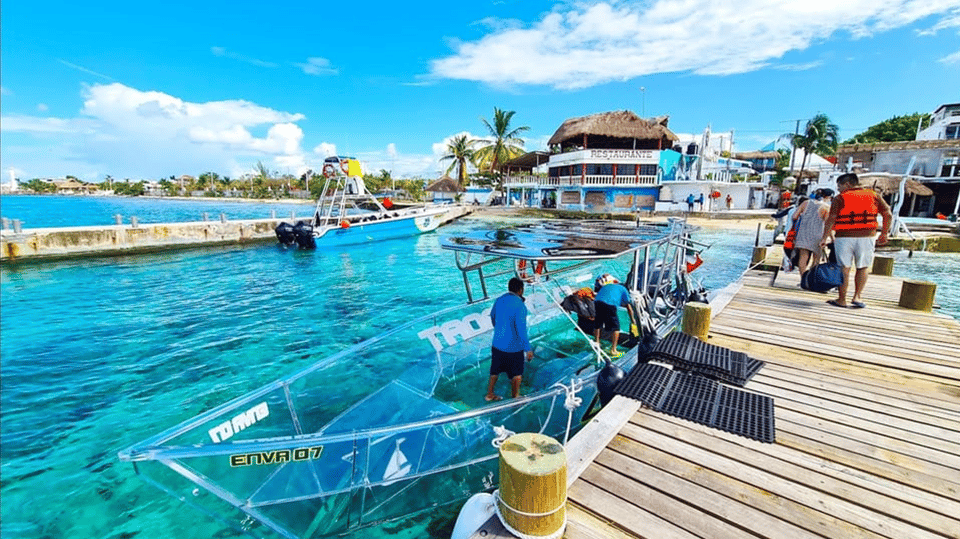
[595,302,620,332]
[490,347,525,379]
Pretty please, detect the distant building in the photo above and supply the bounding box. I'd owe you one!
[501,111,773,213]
[834,102,960,217]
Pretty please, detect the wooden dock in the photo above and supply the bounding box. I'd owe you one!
[472,267,960,539]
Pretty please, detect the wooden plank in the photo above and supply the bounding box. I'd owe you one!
[595,442,826,538]
[774,419,960,499]
[565,504,635,539]
[717,308,960,361]
[578,463,755,539]
[635,411,960,522]
[566,395,641,484]
[568,479,697,539]
[707,333,960,399]
[711,323,960,381]
[748,362,960,420]
[617,418,946,539]
[624,413,960,537]
[748,374,960,441]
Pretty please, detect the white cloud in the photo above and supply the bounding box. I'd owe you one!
[939,49,960,63]
[312,142,338,158]
[1,83,309,179]
[430,0,960,89]
[296,57,338,76]
[36,103,49,112]
[1,86,12,96]
[211,46,279,68]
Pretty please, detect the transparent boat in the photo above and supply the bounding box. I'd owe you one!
[118,218,705,538]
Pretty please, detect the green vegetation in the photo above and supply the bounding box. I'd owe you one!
[474,107,530,173]
[785,113,839,188]
[440,134,477,185]
[843,113,931,144]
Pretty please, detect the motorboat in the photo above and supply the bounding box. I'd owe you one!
[275,156,449,249]
[119,218,707,539]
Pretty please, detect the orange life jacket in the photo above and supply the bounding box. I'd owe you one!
[784,223,798,250]
[834,188,879,231]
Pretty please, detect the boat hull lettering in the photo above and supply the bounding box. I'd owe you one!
[208,402,269,443]
[230,446,324,467]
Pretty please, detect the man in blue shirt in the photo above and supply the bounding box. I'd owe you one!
[486,277,533,401]
[593,274,635,358]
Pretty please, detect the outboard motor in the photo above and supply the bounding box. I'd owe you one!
[293,221,316,249]
[688,286,709,304]
[275,222,296,246]
[596,360,626,407]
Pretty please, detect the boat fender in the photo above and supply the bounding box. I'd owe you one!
[450,492,495,539]
[638,332,662,357]
[597,360,625,406]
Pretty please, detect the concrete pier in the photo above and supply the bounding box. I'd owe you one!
[1,206,472,262]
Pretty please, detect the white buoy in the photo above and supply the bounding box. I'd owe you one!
[450,492,495,539]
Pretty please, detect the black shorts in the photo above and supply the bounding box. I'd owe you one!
[595,301,620,332]
[577,315,596,333]
[490,347,525,379]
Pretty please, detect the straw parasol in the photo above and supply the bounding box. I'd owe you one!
[547,110,678,150]
[858,173,933,197]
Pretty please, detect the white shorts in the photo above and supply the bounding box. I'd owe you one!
[834,236,876,269]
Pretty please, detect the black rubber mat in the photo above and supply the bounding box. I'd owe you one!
[615,361,776,443]
[714,386,776,443]
[645,332,764,386]
[616,363,676,409]
[658,373,721,426]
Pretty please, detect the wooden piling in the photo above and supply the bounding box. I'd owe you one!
[682,302,711,340]
[751,246,768,266]
[872,255,894,276]
[497,433,566,538]
[898,279,936,312]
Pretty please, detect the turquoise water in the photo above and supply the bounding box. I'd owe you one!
[1,194,312,228]
[1,197,957,539]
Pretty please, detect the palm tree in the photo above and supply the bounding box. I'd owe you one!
[474,107,529,175]
[440,135,477,185]
[786,113,839,192]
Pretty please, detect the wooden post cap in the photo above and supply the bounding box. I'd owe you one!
[498,433,567,537]
[872,256,894,276]
[898,279,936,312]
[682,302,711,341]
[751,246,768,266]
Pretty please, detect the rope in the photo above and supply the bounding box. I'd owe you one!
[492,489,567,539]
[551,378,583,445]
[491,425,516,448]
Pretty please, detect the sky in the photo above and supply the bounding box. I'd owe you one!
[2,0,959,183]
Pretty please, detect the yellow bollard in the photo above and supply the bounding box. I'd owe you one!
[872,256,894,276]
[898,280,937,312]
[682,302,711,340]
[497,433,566,538]
[751,246,768,266]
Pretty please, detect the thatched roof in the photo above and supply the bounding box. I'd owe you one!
[424,176,463,193]
[501,151,551,170]
[548,110,678,149]
[858,173,933,196]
